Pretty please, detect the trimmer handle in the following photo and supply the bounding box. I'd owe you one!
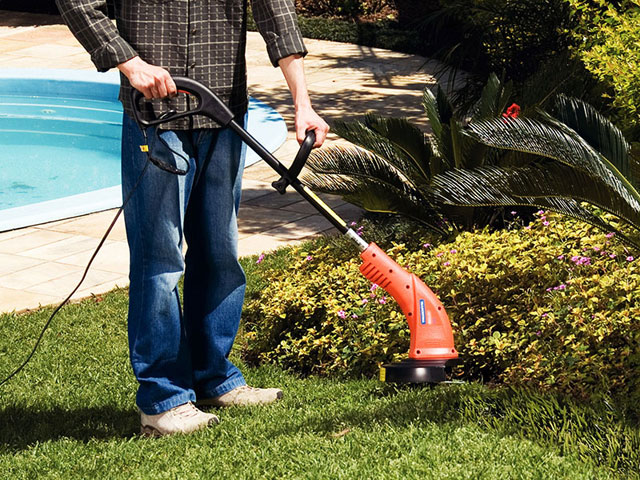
[130,76,235,128]
[272,129,316,194]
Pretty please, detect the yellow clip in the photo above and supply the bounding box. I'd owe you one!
[139,145,149,153]
[379,367,386,382]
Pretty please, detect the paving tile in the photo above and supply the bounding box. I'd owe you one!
[238,234,302,257]
[237,205,309,235]
[0,252,43,276]
[0,227,40,241]
[19,235,102,262]
[0,39,33,54]
[26,267,123,298]
[0,286,58,313]
[0,230,70,255]
[243,190,305,209]
[39,210,127,241]
[57,241,129,274]
[5,44,84,59]
[72,276,129,301]
[0,261,80,290]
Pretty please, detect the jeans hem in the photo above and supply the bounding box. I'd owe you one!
[201,375,246,399]
[138,391,196,415]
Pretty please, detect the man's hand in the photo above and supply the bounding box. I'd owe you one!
[117,56,176,99]
[278,54,329,148]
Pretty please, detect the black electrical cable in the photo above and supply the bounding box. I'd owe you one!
[0,160,152,388]
[0,101,200,388]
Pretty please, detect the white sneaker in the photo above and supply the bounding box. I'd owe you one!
[197,385,283,407]
[140,402,219,437]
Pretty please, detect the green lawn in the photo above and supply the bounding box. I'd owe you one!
[0,287,633,479]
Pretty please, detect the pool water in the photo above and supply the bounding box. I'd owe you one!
[0,69,287,231]
[0,93,121,210]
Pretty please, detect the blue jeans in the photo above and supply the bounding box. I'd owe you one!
[121,113,247,415]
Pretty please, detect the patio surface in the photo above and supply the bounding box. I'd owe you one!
[0,10,440,313]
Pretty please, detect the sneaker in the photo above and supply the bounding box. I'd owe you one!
[197,385,283,407]
[140,402,220,437]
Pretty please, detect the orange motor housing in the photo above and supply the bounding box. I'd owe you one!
[360,243,458,361]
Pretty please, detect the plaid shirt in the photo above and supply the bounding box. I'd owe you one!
[56,0,307,129]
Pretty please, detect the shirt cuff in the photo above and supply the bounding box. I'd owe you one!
[90,36,138,73]
[265,30,308,67]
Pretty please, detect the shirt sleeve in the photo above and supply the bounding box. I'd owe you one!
[55,0,138,72]
[251,0,308,67]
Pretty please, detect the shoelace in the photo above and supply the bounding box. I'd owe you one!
[174,402,201,419]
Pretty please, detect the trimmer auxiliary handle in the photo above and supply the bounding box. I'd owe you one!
[131,77,460,383]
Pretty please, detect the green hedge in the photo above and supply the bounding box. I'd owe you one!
[242,212,640,400]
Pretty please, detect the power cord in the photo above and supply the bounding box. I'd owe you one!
[0,110,196,388]
[0,160,151,388]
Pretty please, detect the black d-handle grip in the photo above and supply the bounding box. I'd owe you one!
[130,76,235,128]
[272,129,316,194]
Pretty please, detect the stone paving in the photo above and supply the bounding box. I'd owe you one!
[0,10,440,313]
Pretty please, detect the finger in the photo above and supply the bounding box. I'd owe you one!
[296,123,308,145]
[313,122,329,147]
[156,76,168,99]
[165,75,177,97]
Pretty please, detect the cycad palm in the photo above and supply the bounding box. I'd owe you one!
[431,95,640,248]
[303,74,514,233]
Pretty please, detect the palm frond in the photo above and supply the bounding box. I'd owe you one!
[305,146,409,192]
[469,117,640,211]
[473,72,513,121]
[363,114,432,181]
[430,163,640,249]
[331,119,430,188]
[553,95,631,179]
[422,86,454,167]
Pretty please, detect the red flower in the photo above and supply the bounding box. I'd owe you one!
[502,103,521,120]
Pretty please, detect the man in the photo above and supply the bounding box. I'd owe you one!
[55,0,329,437]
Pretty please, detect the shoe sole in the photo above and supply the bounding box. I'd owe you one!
[140,425,163,438]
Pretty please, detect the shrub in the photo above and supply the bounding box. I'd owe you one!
[242,212,640,400]
[566,1,640,138]
[294,0,394,19]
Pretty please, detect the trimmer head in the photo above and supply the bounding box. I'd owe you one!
[380,358,461,384]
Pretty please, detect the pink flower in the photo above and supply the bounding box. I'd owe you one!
[337,310,347,319]
[351,313,359,319]
[450,249,457,254]
[436,252,444,257]
[256,253,265,264]
[610,253,617,259]
[557,255,565,260]
[306,255,313,261]
[361,299,369,305]
[423,243,432,249]
[443,261,451,267]
[370,284,378,291]
[543,221,550,226]
[379,297,387,305]
[627,256,634,262]
[606,232,615,238]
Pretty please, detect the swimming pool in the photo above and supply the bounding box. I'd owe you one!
[0,69,287,232]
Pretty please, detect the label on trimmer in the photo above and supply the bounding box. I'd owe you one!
[379,367,386,382]
[420,299,426,324]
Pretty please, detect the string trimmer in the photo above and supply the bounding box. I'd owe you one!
[132,77,460,383]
